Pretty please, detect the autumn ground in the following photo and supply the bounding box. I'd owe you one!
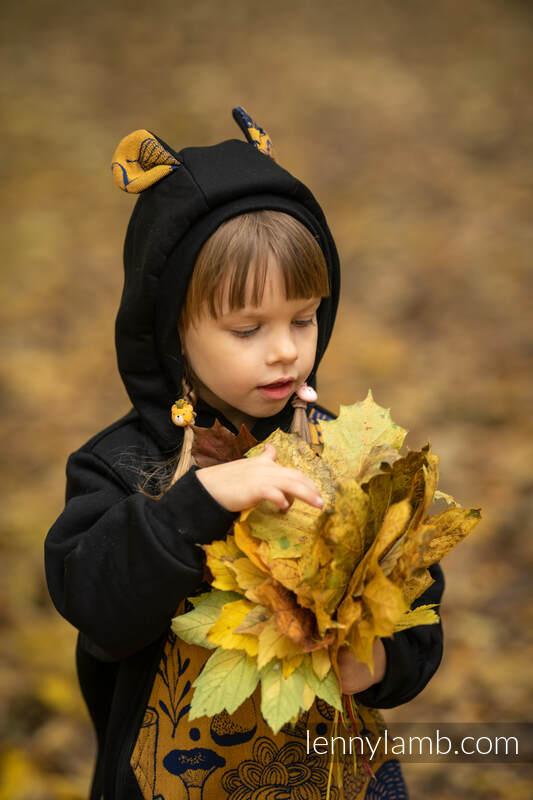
[1,0,532,797]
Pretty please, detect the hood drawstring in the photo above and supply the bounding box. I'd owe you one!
[290,383,318,444]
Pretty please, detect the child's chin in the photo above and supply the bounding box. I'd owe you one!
[255,398,290,416]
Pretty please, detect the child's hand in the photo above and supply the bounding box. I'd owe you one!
[337,640,387,695]
[195,443,325,513]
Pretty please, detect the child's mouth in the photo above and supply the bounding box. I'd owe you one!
[257,379,295,400]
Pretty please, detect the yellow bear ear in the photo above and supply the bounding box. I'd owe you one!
[232,106,274,158]
[111,129,180,193]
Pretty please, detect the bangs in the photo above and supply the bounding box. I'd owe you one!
[180,210,330,329]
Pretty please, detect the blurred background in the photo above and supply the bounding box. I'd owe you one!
[1,0,532,797]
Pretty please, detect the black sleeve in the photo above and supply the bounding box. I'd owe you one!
[44,448,236,661]
[354,562,445,708]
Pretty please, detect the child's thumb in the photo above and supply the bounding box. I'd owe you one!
[259,443,277,461]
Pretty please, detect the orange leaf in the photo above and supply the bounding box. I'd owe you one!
[254,578,333,652]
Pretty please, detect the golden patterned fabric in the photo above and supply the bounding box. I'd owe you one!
[111,129,180,193]
[232,106,275,158]
[130,414,407,799]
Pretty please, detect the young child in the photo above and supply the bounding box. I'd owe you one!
[45,107,444,800]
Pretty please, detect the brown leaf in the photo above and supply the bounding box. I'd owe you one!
[254,578,333,652]
[192,418,258,466]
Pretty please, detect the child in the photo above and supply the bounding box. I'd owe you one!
[45,108,444,800]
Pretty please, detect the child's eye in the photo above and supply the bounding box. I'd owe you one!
[231,327,259,338]
[293,316,316,328]
[230,316,315,337]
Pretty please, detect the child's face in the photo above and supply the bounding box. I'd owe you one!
[181,259,321,431]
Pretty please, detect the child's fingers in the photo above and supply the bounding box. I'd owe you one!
[282,467,322,495]
[256,458,321,494]
[262,487,291,511]
[252,446,323,506]
[256,443,277,461]
[274,475,324,509]
[268,465,323,502]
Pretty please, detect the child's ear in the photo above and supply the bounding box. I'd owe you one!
[111,129,181,193]
[232,106,275,159]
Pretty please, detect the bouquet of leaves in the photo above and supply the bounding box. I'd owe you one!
[172,391,481,734]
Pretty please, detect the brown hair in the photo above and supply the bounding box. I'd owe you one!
[179,210,329,331]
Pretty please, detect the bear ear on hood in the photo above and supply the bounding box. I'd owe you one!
[111,129,181,193]
[231,106,275,159]
[111,108,274,194]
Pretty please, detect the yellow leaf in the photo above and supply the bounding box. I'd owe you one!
[403,569,435,605]
[256,616,302,669]
[363,566,408,637]
[374,498,413,563]
[297,480,370,635]
[388,525,432,584]
[247,431,336,505]
[321,389,407,483]
[244,431,334,560]
[311,647,331,680]
[337,595,363,648]
[268,557,302,594]
[422,507,481,566]
[409,452,440,530]
[347,498,412,600]
[347,616,377,671]
[172,589,241,648]
[207,599,258,656]
[389,449,428,505]
[233,520,269,573]
[434,489,462,508]
[394,604,440,631]
[302,680,316,710]
[203,536,241,591]
[233,604,270,635]
[282,653,305,679]
[230,557,266,602]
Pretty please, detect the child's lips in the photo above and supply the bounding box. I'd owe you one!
[257,379,295,400]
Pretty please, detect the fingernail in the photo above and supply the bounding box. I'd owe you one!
[316,496,324,507]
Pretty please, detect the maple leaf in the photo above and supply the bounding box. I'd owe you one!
[320,389,407,483]
[192,418,258,467]
[254,578,334,652]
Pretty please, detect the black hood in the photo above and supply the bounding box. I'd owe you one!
[113,108,340,453]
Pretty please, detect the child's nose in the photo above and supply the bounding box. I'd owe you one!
[266,331,298,364]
